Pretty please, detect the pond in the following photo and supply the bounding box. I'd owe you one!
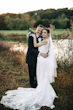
[9,39,73,67]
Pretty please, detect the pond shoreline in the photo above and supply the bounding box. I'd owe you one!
[0,39,73,67]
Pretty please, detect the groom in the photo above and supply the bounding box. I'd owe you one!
[26,24,48,88]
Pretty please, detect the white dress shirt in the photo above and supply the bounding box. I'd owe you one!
[36,34,42,42]
[36,34,42,56]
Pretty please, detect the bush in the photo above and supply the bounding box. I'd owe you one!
[20,19,32,30]
[52,20,61,29]
[60,19,67,29]
[43,19,50,27]
[0,33,9,41]
[4,16,32,30]
[34,19,44,27]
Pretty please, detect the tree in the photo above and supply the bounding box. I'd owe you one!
[13,18,22,30]
[20,19,32,30]
[21,13,30,20]
[61,13,66,19]
[52,20,60,29]
[60,20,67,29]
[0,15,8,30]
[34,19,44,27]
[28,12,35,16]
[43,19,50,27]
[4,16,22,30]
[70,17,73,29]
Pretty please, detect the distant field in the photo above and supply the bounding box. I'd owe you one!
[53,29,73,34]
[0,29,73,35]
[0,30,28,34]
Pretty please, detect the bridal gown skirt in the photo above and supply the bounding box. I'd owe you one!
[0,55,58,110]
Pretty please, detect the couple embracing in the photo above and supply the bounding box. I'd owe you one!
[0,25,58,110]
[26,24,57,88]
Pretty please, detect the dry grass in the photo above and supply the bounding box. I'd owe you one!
[0,41,73,110]
[0,40,29,98]
[0,33,26,37]
[0,40,28,73]
[9,51,28,73]
[0,40,10,51]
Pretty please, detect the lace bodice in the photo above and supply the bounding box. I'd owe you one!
[38,39,50,53]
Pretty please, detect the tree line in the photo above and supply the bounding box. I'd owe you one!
[0,8,73,30]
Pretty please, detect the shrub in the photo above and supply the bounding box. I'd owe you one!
[34,19,44,27]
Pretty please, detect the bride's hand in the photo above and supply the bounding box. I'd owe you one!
[31,34,36,38]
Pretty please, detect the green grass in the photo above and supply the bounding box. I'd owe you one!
[53,29,64,34]
[53,29,73,34]
[0,29,73,35]
[0,30,28,34]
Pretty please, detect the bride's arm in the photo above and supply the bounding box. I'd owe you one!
[31,34,48,47]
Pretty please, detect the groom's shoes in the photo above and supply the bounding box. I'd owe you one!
[31,82,37,88]
[31,85,36,88]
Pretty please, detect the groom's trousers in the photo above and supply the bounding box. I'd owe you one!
[28,65,37,88]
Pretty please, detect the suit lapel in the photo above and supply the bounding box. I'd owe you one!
[35,33,43,43]
[37,37,39,43]
[35,33,39,43]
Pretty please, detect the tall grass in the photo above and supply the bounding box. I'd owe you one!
[0,40,10,51]
[0,30,73,110]
[0,40,73,110]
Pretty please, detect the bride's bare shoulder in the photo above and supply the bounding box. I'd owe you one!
[41,39,48,45]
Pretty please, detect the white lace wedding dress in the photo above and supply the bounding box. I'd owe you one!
[0,39,58,110]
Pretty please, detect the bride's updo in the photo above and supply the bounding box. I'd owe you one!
[43,28,50,33]
[43,28,50,37]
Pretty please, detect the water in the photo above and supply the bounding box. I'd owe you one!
[9,39,73,66]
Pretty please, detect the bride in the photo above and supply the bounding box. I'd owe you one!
[0,28,58,110]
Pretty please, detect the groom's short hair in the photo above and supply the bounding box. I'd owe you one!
[37,24,44,28]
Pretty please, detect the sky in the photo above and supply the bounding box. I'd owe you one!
[0,0,73,14]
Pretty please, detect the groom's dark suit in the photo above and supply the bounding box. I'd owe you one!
[26,34,40,88]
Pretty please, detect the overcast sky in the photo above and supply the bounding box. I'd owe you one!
[0,0,73,14]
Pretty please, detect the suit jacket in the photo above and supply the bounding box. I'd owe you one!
[26,34,39,67]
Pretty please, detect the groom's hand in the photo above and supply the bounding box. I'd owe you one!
[40,52,48,58]
[46,52,49,56]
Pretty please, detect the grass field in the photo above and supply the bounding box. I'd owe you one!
[0,39,73,110]
[0,30,28,34]
[53,29,73,34]
[0,30,73,110]
[0,29,73,35]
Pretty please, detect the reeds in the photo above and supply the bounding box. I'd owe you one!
[0,30,73,68]
[53,39,73,68]
[0,40,28,73]
[0,40,10,51]
[0,35,73,110]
